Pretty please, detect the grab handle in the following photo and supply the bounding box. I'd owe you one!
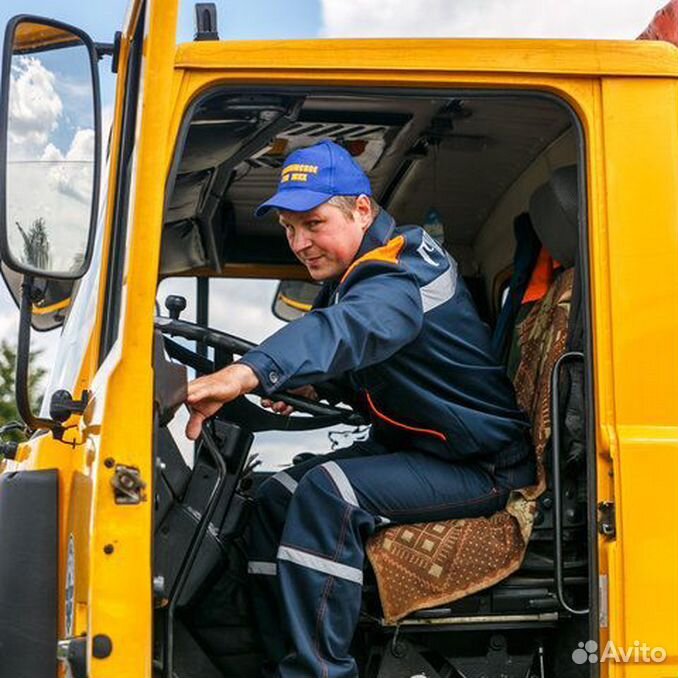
[550,350,588,615]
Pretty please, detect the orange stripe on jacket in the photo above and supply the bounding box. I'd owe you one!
[365,392,447,443]
[340,235,406,284]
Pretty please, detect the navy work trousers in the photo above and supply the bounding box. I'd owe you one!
[247,440,535,678]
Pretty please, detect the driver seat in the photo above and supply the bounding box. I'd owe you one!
[364,165,586,625]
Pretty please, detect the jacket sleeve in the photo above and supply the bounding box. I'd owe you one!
[239,262,424,395]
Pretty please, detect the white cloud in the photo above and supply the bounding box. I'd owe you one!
[321,0,663,39]
[66,128,95,162]
[40,128,95,206]
[8,56,63,157]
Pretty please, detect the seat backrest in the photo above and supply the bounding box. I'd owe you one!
[511,165,579,499]
[529,165,578,268]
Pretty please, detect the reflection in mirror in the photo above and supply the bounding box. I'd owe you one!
[272,280,322,322]
[13,22,81,53]
[5,21,95,277]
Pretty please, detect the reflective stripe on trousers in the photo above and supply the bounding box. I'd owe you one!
[247,440,534,678]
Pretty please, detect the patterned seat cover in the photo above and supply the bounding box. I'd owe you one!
[367,268,573,623]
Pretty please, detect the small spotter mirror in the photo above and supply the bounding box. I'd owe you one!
[1,262,72,330]
[272,280,322,322]
[0,16,101,280]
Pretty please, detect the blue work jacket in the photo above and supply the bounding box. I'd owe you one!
[240,210,531,465]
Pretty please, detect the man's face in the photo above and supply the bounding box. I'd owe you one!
[279,196,373,281]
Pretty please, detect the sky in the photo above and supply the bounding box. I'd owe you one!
[0,0,667,463]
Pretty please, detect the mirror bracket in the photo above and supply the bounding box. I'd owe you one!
[16,276,63,437]
[94,34,122,74]
[49,389,89,424]
[93,41,115,59]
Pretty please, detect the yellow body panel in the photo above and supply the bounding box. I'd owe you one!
[597,76,678,675]
[3,1,678,675]
[175,37,678,78]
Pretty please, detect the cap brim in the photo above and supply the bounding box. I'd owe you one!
[255,189,333,218]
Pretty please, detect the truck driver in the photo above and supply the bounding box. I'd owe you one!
[185,139,535,678]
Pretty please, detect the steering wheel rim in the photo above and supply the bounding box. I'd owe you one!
[155,316,364,426]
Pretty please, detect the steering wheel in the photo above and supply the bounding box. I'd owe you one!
[154,315,365,431]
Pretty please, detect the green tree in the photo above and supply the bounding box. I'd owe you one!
[0,339,47,442]
[17,217,51,270]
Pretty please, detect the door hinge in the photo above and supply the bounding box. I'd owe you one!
[597,501,616,539]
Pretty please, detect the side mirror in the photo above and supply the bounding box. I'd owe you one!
[272,280,322,322]
[1,263,73,331]
[0,15,101,280]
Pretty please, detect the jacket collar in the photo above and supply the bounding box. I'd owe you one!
[314,210,397,306]
[354,209,397,260]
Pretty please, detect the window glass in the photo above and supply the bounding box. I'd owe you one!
[157,277,364,470]
[38,185,109,418]
[99,11,144,362]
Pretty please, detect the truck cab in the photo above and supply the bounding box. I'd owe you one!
[0,1,677,677]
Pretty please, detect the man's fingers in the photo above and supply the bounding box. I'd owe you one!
[273,402,294,416]
[185,366,256,439]
[186,411,205,441]
[260,398,295,416]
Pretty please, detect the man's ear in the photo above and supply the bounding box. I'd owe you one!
[355,194,373,231]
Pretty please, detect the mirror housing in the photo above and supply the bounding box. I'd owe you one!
[0,15,101,281]
[1,262,73,331]
[272,280,322,322]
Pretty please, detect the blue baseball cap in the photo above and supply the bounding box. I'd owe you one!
[255,140,372,217]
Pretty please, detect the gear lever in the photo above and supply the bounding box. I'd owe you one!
[165,295,187,320]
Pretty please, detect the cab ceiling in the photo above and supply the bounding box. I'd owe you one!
[161,91,571,277]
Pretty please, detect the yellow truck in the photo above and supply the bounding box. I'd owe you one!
[0,1,676,676]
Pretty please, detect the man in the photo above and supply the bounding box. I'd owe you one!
[186,140,535,678]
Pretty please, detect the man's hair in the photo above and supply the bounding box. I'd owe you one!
[327,195,381,220]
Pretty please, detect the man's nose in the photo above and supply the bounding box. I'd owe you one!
[291,229,311,253]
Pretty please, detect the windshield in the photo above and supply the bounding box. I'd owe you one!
[157,276,364,471]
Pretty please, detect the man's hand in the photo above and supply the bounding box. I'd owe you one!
[261,385,319,416]
[185,363,259,440]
